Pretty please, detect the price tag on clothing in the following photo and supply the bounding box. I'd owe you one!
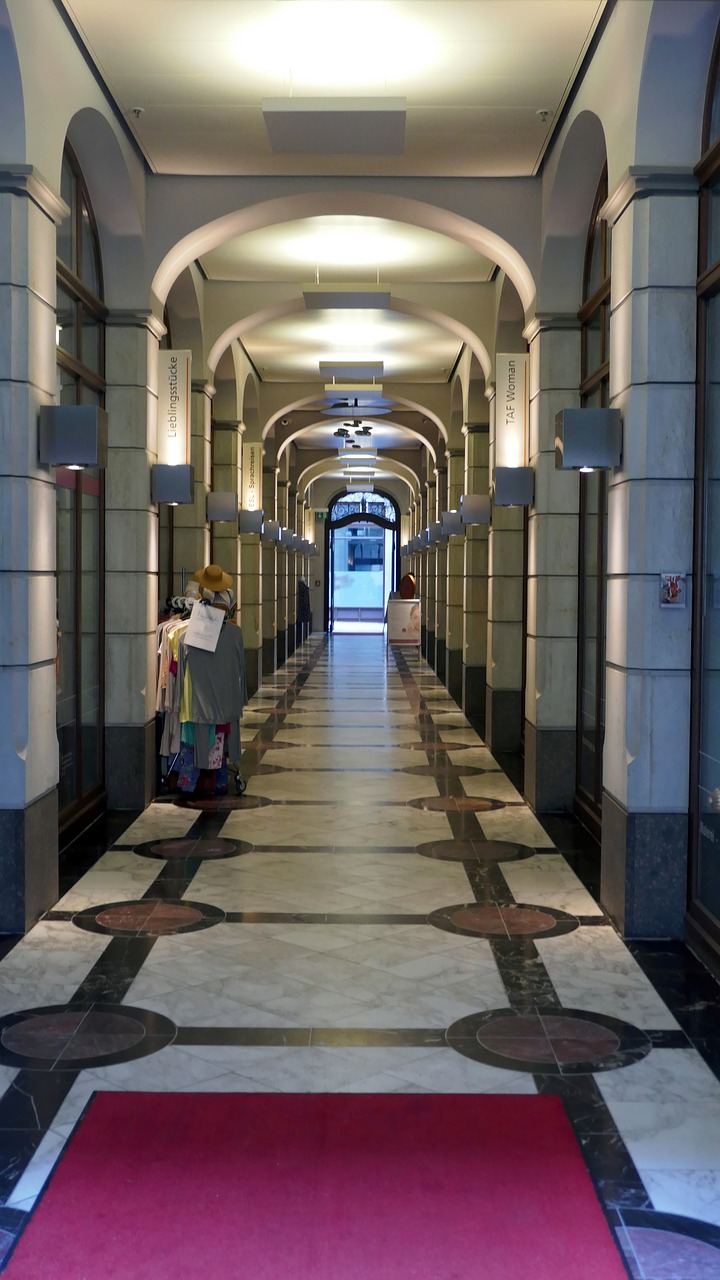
[184,599,224,652]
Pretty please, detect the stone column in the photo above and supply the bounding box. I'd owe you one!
[262,463,278,674]
[239,530,262,696]
[276,478,289,664]
[104,309,166,814]
[171,379,212,587]
[211,419,242,599]
[485,385,526,753]
[523,316,581,810]
[0,169,63,931]
[462,423,490,728]
[434,466,448,681]
[425,479,436,666]
[286,487,298,657]
[445,449,465,704]
[600,169,698,937]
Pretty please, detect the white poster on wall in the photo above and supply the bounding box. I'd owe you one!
[242,442,263,511]
[495,353,529,468]
[157,350,191,465]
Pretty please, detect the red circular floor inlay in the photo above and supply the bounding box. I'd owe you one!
[410,795,502,812]
[477,1014,621,1064]
[418,839,522,861]
[149,837,239,857]
[174,796,270,810]
[450,906,557,936]
[95,901,204,933]
[2,1010,145,1061]
[622,1227,720,1279]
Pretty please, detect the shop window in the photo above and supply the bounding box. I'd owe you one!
[55,145,107,837]
[575,167,610,833]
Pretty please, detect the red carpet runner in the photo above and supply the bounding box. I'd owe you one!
[6,1093,629,1279]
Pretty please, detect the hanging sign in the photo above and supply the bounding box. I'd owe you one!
[157,350,191,465]
[495,353,529,469]
[242,442,262,511]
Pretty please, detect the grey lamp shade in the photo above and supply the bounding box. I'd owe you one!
[39,404,108,468]
[460,494,491,525]
[238,508,264,534]
[280,527,294,547]
[493,466,534,507]
[555,408,622,470]
[441,509,463,535]
[207,491,238,522]
[263,519,281,542]
[151,463,194,505]
[428,521,443,544]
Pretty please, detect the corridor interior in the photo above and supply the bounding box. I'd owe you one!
[0,635,720,1277]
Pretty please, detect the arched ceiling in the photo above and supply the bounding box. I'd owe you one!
[59,0,608,492]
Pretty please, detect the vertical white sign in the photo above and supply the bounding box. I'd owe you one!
[495,353,529,469]
[157,350,191,465]
[242,442,262,511]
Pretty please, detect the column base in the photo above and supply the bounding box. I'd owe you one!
[446,649,463,706]
[462,665,486,726]
[245,647,260,698]
[0,790,59,933]
[426,629,436,668]
[106,721,156,809]
[435,637,446,683]
[601,793,687,939]
[524,722,575,812]
[486,687,522,753]
[262,637,277,676]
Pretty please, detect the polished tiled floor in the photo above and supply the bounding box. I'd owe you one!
[1,634,720,1277]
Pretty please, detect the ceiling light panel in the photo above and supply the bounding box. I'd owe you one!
[263,98,406,156]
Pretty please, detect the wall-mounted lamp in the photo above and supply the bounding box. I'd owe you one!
[440,509,464,536]
[39,405,108,469]
[280,527,294,547]
[460,494,491,525]
[309,542,319,557]
[207,491,238,523]
[238,508,264,534]
[291,534,303,551]
[151,463,195,506]
[555,408,622,471]
[493,466,534,507]
[420,530,430,549]
[428,521,443,545]
[263,519,281,543]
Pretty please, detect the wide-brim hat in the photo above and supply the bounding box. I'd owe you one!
[193,563,233,592]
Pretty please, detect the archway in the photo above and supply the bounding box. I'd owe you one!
[326,489,401,635]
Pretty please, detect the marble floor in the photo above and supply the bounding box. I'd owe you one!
[1,634,720,1278]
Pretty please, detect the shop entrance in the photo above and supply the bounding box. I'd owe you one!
[326,492,399,634]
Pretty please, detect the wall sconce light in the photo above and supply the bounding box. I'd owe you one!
[428,521,444,545]
[309,542,319,557]
[263,519,281,542]
[441,509,464,536]
[555,408,622,471]
[493,466,534,507]
[420,530,430,549]
[39,405,108,469]
[238,508,264,534]
[151,463,195,505]
[300,538,311,554]
[280,527,294,547]
[291,533,303,551]
[207,491,238,523]
[460,494,491,525]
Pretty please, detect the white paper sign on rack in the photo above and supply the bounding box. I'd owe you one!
[184,600,224,652]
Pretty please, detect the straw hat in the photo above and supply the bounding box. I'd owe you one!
[193,563,232,592]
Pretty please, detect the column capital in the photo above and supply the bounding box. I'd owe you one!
[523,313,579,343]
[192,379,216,399]
[213,420,242,431]
[463,422,490,435]
[0,165,68,225]
[106,309,166,340]
[445,448,465,459]
[601,165,698,227]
